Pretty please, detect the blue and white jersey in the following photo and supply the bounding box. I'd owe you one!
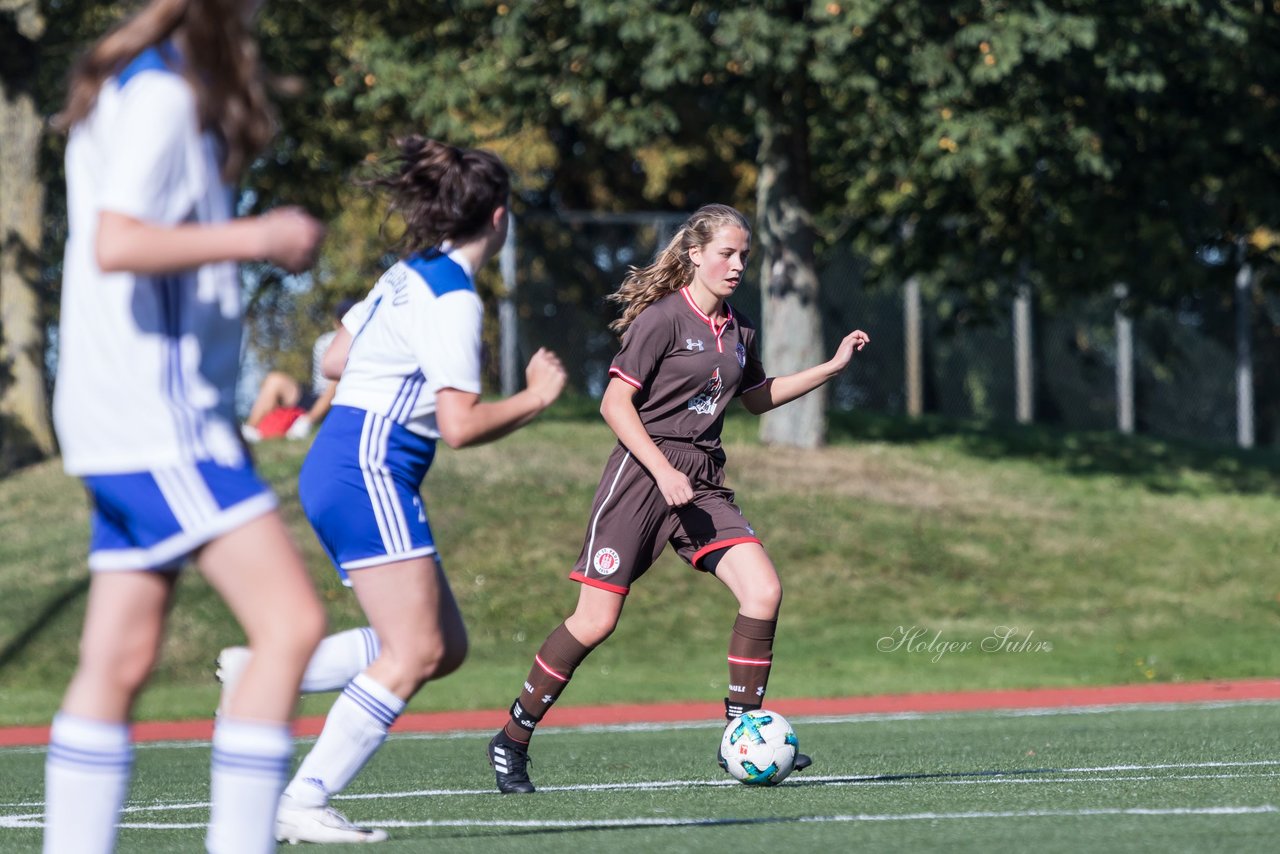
[333,249,483,439]
[54,44,244,474]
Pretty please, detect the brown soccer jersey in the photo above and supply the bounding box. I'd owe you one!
[568,287,768,594]
[607,288,766,453]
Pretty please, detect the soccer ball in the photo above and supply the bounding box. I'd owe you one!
[719,709,799,786]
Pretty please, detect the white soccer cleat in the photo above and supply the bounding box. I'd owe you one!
[214,646,251,717]
[275,801,389,844]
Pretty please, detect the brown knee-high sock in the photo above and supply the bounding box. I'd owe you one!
[502,623,594,744]
[724,614,777,720]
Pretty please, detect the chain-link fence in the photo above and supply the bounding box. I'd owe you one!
[503,212,1277,449]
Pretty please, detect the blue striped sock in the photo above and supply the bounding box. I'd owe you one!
[283,673,405,807]
[300,627,381,693]
[207,717,291,854]
[44,713,132,854]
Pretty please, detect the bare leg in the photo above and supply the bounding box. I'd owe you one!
[245,372,304,427]
[351,554,468,700]
[198,511,326,722]
[563,583,626,646]
[59,569,175,722]
[710,542,782,620]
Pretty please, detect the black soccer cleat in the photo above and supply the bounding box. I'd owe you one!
[488,733,535,794]
[794,752,812,771]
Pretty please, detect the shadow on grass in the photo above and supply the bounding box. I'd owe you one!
[508,394,1280,497]
[829,410,1280,497]
[0,577,89,673]
[424,766,1082,840]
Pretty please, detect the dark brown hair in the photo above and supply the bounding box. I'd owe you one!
[366,137,511,255]
[608,204,751,335]
[54,0,275,183]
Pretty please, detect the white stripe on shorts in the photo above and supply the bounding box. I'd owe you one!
[585,451,631,561]
[153,465,220,531]
[89,492,277,572]
[357,411,412,555]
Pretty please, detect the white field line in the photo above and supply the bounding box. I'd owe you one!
[1,804,1276,832]
[2,762,1278,813]
[3,698,1276,757]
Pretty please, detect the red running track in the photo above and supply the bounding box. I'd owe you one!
[3,678,1278,748]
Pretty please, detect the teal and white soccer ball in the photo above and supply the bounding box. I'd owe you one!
[719,710,799,786]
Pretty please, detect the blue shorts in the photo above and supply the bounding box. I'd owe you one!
[83,460,277,571]
[299,405,437,584]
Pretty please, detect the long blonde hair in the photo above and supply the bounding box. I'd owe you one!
[54,0,275,183]
[608,204,750,335]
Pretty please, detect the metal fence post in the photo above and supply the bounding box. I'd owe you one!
[1114,283,1134,435]
[904,275,922,417]
[499,212,519,397]
[1014,279,1034,425]
[1236,246,1255,449]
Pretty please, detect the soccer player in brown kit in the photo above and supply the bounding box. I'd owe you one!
[487,203,870,792]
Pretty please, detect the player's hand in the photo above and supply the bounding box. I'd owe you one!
[654,464,695,507]
[258,207,326,273]
[828,329,870,372]
[525,347,567,409]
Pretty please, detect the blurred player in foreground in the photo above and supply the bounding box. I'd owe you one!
[47,0,328,851]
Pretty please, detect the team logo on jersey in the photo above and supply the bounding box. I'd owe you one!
[593,547,622,576]
[736,342,747,368]
[687,367,724,415]
[686,338,705,351]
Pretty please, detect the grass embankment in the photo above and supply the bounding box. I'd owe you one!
[1,405,1278,726]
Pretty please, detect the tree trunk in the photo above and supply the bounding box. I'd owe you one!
[0,1,55,468]
[755,81,825,449]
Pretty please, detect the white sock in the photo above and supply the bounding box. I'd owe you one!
[44,713,132,854]
[283,673,405,807]
[301,627,381,693]
[207,718,292,854]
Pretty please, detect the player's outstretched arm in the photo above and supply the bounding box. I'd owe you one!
[435,348,566,449]
[96,207,325,275]
[739,329,870,415]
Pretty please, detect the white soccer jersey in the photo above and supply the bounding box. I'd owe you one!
[333,249,483,439]
[53,44,244,474]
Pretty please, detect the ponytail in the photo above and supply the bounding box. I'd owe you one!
[366,136,510,255]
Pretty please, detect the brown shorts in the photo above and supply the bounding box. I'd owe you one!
[569,439,762,595]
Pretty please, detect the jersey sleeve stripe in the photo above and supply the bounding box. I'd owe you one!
[608,367,643,389]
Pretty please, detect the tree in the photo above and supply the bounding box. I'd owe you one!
[313,1,838,445]
[0,0,55,468]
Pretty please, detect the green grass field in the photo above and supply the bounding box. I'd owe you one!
[2,405,1279,726]
[3,406,1279,850]
[2,702,1277,852]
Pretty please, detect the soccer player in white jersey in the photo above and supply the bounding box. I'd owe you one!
[46,1,329,853]
[223,137,567,844]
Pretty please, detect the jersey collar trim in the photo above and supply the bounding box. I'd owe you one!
[679,287,732,353]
